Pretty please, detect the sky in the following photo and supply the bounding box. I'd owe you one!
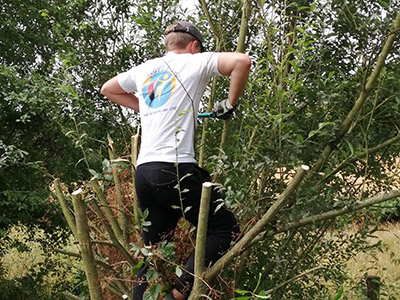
[181,0,198,13]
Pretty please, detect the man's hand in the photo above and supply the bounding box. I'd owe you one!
[213,99,235,119]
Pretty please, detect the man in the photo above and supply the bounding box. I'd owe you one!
[101,21,251,300]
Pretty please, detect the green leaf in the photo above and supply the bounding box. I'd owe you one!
[296,26,305,34]
[130,242,140,251]
[332,286,344,300]
[104,174,113,181]
[176,265,182,277]
[378,0,389,8]
[298,6,310,12]
[146,269,158,281]
[344,139,355,156]
[89,169,102,179]
[180,172,193,181]
[131,260,143,275]
[236,289,251,295]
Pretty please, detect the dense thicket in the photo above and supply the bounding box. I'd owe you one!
[1,0,400,299]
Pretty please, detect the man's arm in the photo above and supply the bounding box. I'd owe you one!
[218,52,251,107]
[101,77,140,112]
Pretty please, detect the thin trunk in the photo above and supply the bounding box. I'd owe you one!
[189,182,212,300]
[216,0,251,159]
[108,135,130,248]
[91,178,123,243]
[131,134,140,226]
[199,77,218,168]
[54,179,78,239]
[71,189,103,300]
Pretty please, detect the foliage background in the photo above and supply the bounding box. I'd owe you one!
[1,0,400,299]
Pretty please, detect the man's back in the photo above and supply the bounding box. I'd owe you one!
[117,52,221,165]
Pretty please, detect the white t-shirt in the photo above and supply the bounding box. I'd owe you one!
[117,52,222,166]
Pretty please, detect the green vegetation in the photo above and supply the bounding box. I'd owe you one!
[344,223,400,299]
[1,0,400,299]
[0,224,85,300]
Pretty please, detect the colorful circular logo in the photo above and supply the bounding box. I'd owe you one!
[142,71,176,108]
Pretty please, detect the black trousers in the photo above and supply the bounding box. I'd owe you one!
[133,162,239,299]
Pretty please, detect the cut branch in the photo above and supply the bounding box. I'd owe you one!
[189,182,212,300]
[71,189,103,300]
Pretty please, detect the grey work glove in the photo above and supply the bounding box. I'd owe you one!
[213,99,236,119]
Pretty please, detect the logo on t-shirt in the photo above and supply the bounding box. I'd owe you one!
[142,71,176,108]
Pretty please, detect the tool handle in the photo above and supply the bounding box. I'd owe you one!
[198,112,216,118]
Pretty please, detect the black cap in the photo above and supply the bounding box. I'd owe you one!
[166,21,205,52]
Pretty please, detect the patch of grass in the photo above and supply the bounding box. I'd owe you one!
[341,223,400,299]
[0,224,84,298]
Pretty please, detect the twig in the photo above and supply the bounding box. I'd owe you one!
[88,196,137,267]
[264,266,323,295]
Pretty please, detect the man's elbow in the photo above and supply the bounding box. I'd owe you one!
[231,54,252,76]
[100,84,109,97]
[241,54,252,71]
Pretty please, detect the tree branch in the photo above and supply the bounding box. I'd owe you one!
[189,182,212,300]
[247,189,400,249]
[308,9,400,178]
[205,165,309,282]
[108,135,130,248]
[198,0,220,42]
[54,179,78,239]
[57,249,130,298]
[88,196,137,267]
[71,189,103,300]
[91,178,124,243]
[322,132,400,183]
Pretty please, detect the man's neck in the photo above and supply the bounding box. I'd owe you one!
[167,49,191,54]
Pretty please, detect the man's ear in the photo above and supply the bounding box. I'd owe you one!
[191,40,200,54]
